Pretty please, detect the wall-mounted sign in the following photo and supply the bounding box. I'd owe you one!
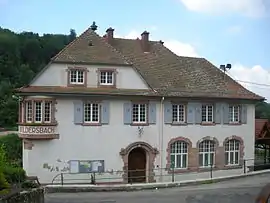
[69,160,105,173]
[19,126,56,134]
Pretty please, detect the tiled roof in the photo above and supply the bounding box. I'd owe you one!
[20,26,264,100]
[52,28,129,65]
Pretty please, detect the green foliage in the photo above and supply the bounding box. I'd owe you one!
[0,172,9,190]
[2,166,26,184]
[0,27,76,128]
[0,134,22,167]
[255,101,270,120]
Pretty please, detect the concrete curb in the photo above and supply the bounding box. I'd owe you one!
[45,169,270,193]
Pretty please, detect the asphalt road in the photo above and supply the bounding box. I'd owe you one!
[45,174,270,203]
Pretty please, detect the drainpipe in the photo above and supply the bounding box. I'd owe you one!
[159,96,165,182]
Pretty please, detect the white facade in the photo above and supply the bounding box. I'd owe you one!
[20,63,256,184]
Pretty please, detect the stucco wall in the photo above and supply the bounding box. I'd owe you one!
[22,98,255,184]
[31,63,149,89]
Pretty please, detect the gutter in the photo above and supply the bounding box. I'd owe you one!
[159,96,165,182]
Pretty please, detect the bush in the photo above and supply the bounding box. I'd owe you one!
[0,171,9,190]
[2,166,26,184]
[0,134,22,167]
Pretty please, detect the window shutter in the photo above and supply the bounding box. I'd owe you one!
[194,103,202,124]
[222,103,229,124]
[73,101,83,124]
[215,103,222,124]
[241,104,247,124]
[164,101,172,124]
[148,101,156,124]
[123,102,132,124]
[101,101,110,124]
[187,103,196,124]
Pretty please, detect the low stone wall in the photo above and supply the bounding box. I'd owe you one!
[0,188,44,203]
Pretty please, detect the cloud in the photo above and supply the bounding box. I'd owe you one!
[228,64,270,100]
[179,0,268,17]
[115,30,199,57]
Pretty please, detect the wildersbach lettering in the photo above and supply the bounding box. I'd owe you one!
[20,126,55,134]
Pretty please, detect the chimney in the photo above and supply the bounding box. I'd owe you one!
[106,27,114,44]
[141,31,149,52]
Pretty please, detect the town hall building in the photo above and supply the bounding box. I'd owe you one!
[16,22,264,184]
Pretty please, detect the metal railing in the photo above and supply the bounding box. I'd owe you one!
[50,158,269,185]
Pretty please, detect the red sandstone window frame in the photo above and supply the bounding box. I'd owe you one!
[225,139,240,166]
[198,140,215,168]
[19,99,56,125]
[67,67,88,87]
[169,141,188,169]
[97,69,117,88]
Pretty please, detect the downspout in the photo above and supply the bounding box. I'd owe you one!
[159,96,165,182]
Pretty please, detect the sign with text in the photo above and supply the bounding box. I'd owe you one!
[19,126,56,135]
[69,160,105,173]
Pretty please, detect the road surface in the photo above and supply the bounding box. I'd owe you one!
[45,173,270,203]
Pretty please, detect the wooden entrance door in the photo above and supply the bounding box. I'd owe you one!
[128,147,146,183]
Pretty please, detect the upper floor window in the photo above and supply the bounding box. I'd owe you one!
[84,102,100,123]
[70,69,84,84]
[170,141,188,169]
[24,100,54,124]
[202,104,213,122]
[67,67,87,86]
[132,103,147,123]
[172,104,185,123]
[229,105,240,123]
[100,71,113,85]
[98,69,116,87]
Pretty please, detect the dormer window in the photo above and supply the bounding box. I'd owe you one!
[100,71,113,85]
[70,70,84,84]
[67,67,87,87]
[98,69,116,87]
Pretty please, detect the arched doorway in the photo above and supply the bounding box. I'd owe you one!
[119,142,159,183]
[128,147,146,183]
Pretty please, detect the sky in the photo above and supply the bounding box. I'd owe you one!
[1,0,270,100]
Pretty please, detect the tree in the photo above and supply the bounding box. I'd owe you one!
[0,27,76,127]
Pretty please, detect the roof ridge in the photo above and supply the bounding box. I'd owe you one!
[51,27,92,61]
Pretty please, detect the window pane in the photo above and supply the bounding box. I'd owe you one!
[210,153,214,166]
[34,102,42,122]
[70,70,77,83]
[44,102,51,122]
[170,155,175,168]
[182,154,187,168]
[235,152,239,164]
[204,153,209,166]
[26,101,33,122]
[176,154,182,168]
[77,71,84,83]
